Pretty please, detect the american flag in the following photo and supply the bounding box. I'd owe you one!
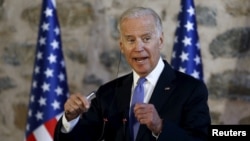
[25,0,69,141]
[170,0,204,81]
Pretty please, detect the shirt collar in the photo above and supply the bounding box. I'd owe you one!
[133,57,164,86]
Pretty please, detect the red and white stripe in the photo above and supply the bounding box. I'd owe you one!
[26,113,63,141]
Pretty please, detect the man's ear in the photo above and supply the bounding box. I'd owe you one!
[119,41,124,53]
[159,32,164,49]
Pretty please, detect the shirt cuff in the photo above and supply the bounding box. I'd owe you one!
[61,113,80,133]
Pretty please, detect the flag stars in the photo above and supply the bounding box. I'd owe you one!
[179,67,186,73]
[54,27,60,35]
[170,1,203,81]
[26,1,69,137]
[28,109,32,117]
[34,66,40,74]
[48,54,57,64]
[35,111,43,120]
[37,51,43,60]
[26,124,30,131]
[30,95,35,103]
[44,7,53,17]
[41,82,50,92]
[32,81,37,88]
[172,51,176,59]
[39,37,46,46]
[44,68,54,78]
[182,36,192,47]
[51,100,60,110]
[51,40,59,49]
[194,55,201,65]
[55,86,63,96]
[187,6,195,16]
[191,70,200,79]
[61,60,65,67]
[38,97,46,106]
[184,21,194,31]
[58,72,65,82]
[196,42,200,50]
[180,51,189,62]
[41,22,49,31]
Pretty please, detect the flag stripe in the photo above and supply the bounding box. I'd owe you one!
[33,125,53,141]
[44,117,57,138]
[27,134,36,141]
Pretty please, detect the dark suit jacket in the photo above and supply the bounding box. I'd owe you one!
[54,60,211,141]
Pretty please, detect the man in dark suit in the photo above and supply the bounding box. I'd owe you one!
[54,7,211,141]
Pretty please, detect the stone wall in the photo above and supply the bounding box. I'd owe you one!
[0,0,250,140]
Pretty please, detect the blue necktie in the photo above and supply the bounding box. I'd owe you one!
[130,77,146,141]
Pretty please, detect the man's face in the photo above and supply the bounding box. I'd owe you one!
[119,15,164,77]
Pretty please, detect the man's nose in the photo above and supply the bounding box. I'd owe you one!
[134,40,144,51]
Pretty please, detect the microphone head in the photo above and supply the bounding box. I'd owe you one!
[86,91,96,101]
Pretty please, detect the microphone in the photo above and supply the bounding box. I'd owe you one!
[86,91,96,101]
[122,107,129,140]
[122,118,127,138]
[97,112,109,141]
[85,91,108,141]
[97,117,108,141]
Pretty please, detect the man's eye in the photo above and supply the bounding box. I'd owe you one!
[143,37,151,42]
[127,39,135,43]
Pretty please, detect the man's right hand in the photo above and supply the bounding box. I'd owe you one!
[64,93,90,121]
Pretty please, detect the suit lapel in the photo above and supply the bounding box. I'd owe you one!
[136,61,177,141]
[149,61,176,112]
[108,74,133,116]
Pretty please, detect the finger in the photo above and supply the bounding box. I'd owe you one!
[139,118,146,124]
[134,110,147,124]
[66,102,80,115]
[64,99,74,114]
[64,94,84,114]
[70,93,90,112]
[134,103,146,109]
[134,104,156,124]
[74,93,90,107]
[81,95,90,109]
[134,103,148,116]
[73,96,86,111]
